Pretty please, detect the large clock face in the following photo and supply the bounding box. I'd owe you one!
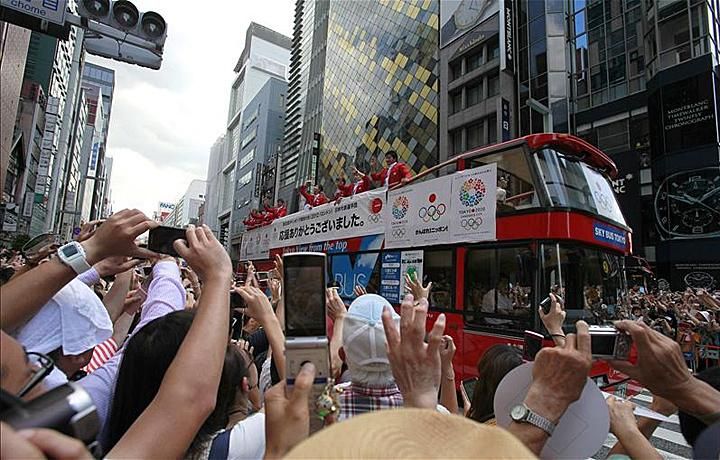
[454,0,489,30]
[684,271,715,290]
[654,168,720,238]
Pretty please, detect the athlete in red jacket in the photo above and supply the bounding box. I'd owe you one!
[243,211,261,230]
[264,199,288,219]
[366,150,412,187]
[299,182,329,209]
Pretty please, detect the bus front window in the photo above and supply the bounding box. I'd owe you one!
[541,244,628,325]
[534,148,627,226]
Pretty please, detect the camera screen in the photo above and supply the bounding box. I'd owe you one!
[148,227,186,257]
[523,332,543,361]
[591,333,616,356]
[284,259,326,337]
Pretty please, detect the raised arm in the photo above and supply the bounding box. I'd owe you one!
[326,288,347,379]
[101,268,134,322]
[236,286,286,381]
[0,210,157,332]
[108,225,232,459]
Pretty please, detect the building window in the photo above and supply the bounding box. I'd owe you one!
[488,73,500,96]
[450,128,463,155]
[450,90,463,114]
[450,59,462,80]
[466,50,483,72]
[466,80,483,106]
[487,114,497,144]
[241,127,257,149]
[466,120,485,149]
[238,171,252,188]
[425,249,455,310]
[487,36,500,61]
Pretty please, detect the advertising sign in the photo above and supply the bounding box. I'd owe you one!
[501,98,511,141]
[400,250,424,298]
[240,224,272,260]
[0,0,67,25]
[440,0,499,48]
[385,175,453,249]
[270,189,386,248]
[23,191,34,217]
[449,163,497,242]
[592,221,627,251]
[380,251,401,304]
[499,0,514,72]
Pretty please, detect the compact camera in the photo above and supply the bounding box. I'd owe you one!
[589,325,632,360]
[0,382,99,445]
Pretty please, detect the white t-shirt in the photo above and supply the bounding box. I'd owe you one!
[228,413,265,460]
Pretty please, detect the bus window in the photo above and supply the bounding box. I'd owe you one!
[469,148,539,214]
[534,149,627,226]
[424,249,454,310]
[541,243,627,325]
[464,246,533,332]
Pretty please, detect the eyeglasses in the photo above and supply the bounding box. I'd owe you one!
[17,351,54,398]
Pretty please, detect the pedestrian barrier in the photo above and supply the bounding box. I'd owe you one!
[695,343,720,370]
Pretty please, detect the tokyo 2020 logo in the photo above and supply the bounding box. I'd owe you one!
[392,196,409,220]
[459,178,486,207]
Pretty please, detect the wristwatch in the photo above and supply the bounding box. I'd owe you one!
[510,404,556,436]
[56,241,92,274]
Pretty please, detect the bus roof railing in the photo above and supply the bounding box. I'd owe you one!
[395,133,617,190]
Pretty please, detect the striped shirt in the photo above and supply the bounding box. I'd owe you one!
[83,337,118,374]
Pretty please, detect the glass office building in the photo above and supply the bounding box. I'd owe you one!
[279,0,440,205]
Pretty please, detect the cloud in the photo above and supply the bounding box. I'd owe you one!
[87,0,294,216]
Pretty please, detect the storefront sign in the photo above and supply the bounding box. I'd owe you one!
[270,189,386,249]
[501,98,511,141]
[449,163,497,242]
[0,0,67,25]
[500,0,513,73]
[440,0,499,48]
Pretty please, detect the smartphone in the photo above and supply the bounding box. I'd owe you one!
[283,252,330,389]
[589,325,632,360]
[147,226,186,257]
[523,330,544,361]
[256,271,269,282]
[461,377,478,402]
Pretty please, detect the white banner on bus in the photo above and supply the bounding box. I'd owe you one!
[269,189,386,249]
[240,225,272,261]
[581,163,625,225]
[385,175,453,249]
[449,163,497,242]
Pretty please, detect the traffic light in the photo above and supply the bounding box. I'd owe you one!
[78,0,167,48]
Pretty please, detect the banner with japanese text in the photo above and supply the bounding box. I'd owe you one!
[385,175,453,249]
[449,163,497,242]
[269,189,386,249]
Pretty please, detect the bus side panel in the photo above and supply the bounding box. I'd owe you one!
[460,330,523,382]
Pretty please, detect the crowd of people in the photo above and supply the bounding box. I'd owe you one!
[241,199,288,230]
[0,209,719,459]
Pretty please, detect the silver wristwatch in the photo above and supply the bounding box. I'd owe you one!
[510,404,556,436]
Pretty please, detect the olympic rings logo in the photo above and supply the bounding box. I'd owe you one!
[418,203,447,222]
[460,217,482,230]
[391,228,406,238]
[392,196,409,220]
[459,178,486,207]
[368,213,381,224]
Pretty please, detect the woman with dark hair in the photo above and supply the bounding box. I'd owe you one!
[467,344,523,424]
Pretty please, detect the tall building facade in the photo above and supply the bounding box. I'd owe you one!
[79,62,115,221]
[0,21,31,191]
[203,135,227,234]
[229,77,288,259]
[161,179,206,228]
[278,0,441,208]
[436,0,719,289]
[205,22,290,246]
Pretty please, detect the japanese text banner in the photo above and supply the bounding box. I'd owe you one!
[269,189,386,249]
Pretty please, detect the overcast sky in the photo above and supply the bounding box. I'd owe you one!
[87,0,294,217]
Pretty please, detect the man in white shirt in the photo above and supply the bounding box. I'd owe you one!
[481,276,513,326]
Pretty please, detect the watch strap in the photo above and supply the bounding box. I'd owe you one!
[525,407,556,436]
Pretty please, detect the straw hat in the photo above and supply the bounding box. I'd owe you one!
[286,408,537,458]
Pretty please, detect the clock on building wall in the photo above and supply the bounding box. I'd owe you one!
[654,168,720,238]
[684,272,715,290]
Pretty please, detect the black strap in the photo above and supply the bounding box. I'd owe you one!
[208,429,231,459]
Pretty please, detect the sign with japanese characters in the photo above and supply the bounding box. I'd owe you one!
[449,163,497,242]
[269,189,386,249]
[385,175,453,249]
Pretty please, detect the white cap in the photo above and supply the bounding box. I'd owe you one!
[342,294,399,371]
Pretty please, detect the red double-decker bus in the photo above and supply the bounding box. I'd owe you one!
[244,133,632,387]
